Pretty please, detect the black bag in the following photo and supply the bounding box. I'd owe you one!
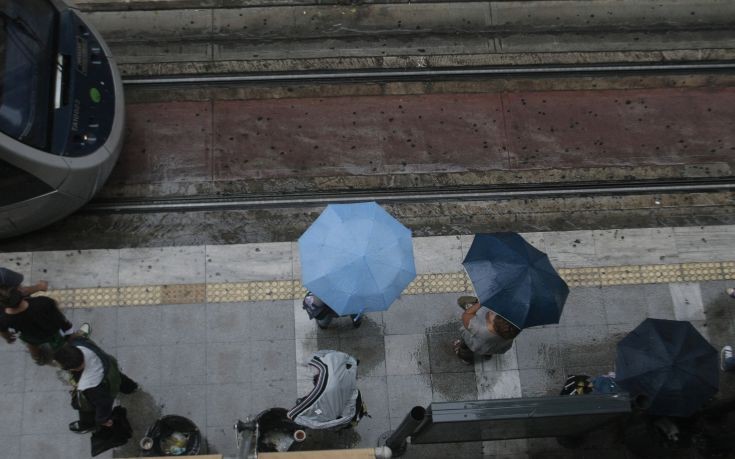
[90,406,132,457]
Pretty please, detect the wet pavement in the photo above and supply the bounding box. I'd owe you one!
[1,225,734,458]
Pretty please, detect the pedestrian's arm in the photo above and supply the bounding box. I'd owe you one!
[17,280,48,296]
[462,302,482,328]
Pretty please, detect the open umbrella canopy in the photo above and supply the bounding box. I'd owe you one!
[462,232,569,329]
[616,318,718,417]
[298,202,416,316]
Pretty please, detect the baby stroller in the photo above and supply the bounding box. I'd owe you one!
[287,350,368,430]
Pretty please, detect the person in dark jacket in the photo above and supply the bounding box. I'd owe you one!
[53,337,138,433]
[0,274,88,364]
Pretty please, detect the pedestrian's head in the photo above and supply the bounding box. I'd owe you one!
[493,314,521,340]
[54,344,85,371]
[0,268,23,289]
[0,288,23,309]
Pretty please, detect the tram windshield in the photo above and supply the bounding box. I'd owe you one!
[0,0,56,151]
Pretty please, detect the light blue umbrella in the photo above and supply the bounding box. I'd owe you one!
[298,202,416,316]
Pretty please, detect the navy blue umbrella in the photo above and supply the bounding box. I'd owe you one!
[462,232,569,329]
[616,318,718,417]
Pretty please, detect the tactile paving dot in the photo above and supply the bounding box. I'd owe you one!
[206,283,250,303]
[250,280,296,301]
[74,288,119,308]
[119,286,162,306]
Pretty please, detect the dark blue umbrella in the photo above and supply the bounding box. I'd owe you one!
[616,318,718,417]
[462,232,569,329]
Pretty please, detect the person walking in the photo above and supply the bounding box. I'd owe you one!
[452,296,521,365]
[54,337,138,435]
[302,291,362,329]
[0,275,89,365]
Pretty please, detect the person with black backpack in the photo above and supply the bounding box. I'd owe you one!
[54,337,138,455]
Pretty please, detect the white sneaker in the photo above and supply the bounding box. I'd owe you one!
[727,288,735,299]
[721,345,733,371]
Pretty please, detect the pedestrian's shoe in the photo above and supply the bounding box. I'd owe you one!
[727,288,735,299]
[69,421,95,434]
[352,316,362,329]
[457,296,479,310]
[721,345,733,371]
[79,322,91,338]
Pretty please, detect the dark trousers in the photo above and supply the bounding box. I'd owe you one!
[78,373,138,428]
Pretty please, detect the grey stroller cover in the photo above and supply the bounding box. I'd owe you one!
[287,350,360,430]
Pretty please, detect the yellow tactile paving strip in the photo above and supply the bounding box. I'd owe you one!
[41,261,735,308]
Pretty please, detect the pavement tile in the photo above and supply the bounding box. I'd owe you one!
[557,286,606,326]
[21,390,72,435]
[20,433,96,459]
[673,225,735,262]
[557,325,616,369]
[593,227,678,266]
[116,345,162,388]
[387,374,433,420]
[206,382,253,428]
[250,339,296,383]
[338,335,386,378]
[336,313,386,338]
[477,369,523,399]
[431,372,477,402]
[156,384,208,434]
[206,302,251,343]
[206,342,253,385]
[0,350,26,392]
[383,293,459,335]
[31,249,119,289]
[23,363,69,393]
[412,235,463,274]
[478,343,519,372]
[116,305,164,346]
[206,425,239,457]
[161,343,207,386]
[160,303,207,344]
[0,435,20,459]
[0,393,23,435]
[71,307,118,350]
[206,242,293,282]
[384,334,431,376]
[669,282,707,321]
[514,326,561,370]
[251,376,297,414]
[119,246,206,286]
[699,280,735,347]
[353,376,390,447]
[427,332,475,374]
[544,230,597,268]
[246,300,294,341]
[518,368,563,397]
[602,285,652,326]
[644,283,677,320]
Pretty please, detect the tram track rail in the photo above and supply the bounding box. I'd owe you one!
[85,177,735,214]
[121,61,735,87]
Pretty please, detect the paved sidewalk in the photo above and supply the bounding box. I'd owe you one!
[1,225,734,458]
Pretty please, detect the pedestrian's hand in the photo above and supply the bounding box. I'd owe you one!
[36,280,48,291]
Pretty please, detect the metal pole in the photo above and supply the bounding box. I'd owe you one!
[385,406,427,457]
